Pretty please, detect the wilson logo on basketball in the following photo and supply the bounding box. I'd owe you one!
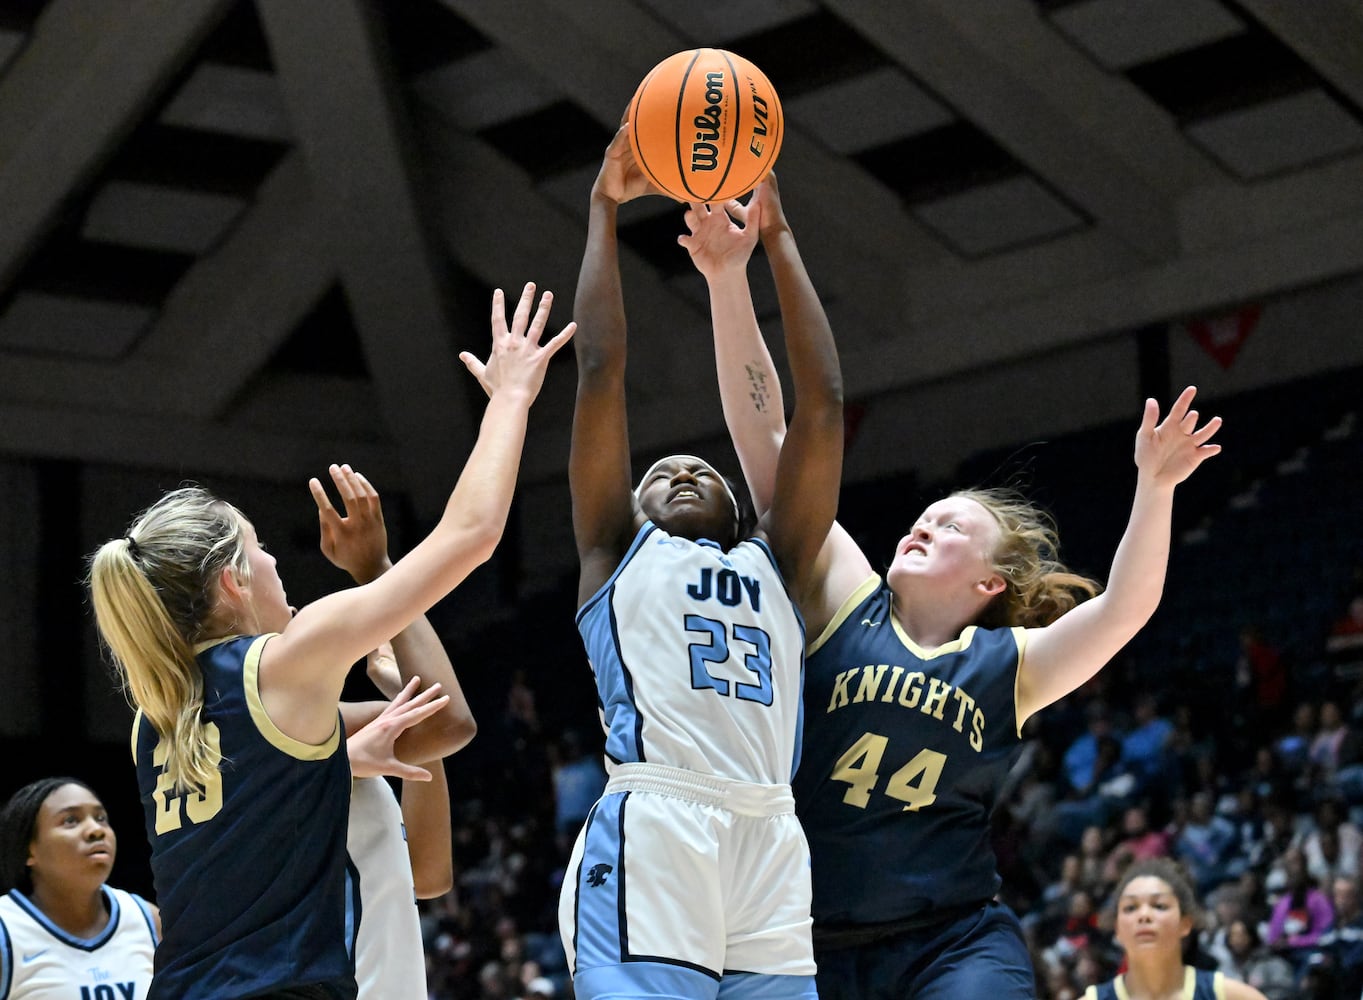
[690,72,725,172]
[628,48,784,203]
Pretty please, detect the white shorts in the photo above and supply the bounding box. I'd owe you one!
[559,763,816,998]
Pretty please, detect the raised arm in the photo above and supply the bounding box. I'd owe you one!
[747,180,845,604]
[363,646,454,898]
[1016,387,1222,723]
[259,283,574,743]
[313,464,476,762]
[570,125,658,605]
[683,184,871,632]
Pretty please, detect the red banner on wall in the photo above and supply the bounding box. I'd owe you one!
[1186,304,1262,370]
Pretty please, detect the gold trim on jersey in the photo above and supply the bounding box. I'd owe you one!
[242,634,340,760]
[130,709,143,764]
[1106,966,1210,999]
[808,575,881,655]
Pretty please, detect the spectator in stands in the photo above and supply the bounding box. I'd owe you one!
[1309,701,1352,787]
[1215,919,1295,1000]
[1121,693,1175,795]
[1276,702,1318,781]
[1237,625,1288,731]
[1313,874,1363,1000]
[1105,806,1170,875]
[1174,791,1241,894]
[1265,847,1334,977]
[1325,594,1363,669]
[1298,798,1361,887]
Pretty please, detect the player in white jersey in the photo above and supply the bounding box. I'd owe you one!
[0,778,159,1000]
[313,466,472,1000]
[564,128,842,1000]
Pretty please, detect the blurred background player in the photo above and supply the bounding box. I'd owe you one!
[0,777,159,1000]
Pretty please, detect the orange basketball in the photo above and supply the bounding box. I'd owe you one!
[627,48,784,204]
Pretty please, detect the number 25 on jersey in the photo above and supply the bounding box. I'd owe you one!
[152,723,224,834]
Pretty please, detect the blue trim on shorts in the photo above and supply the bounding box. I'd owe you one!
[575,960,720,998]
[719,971,818,1000]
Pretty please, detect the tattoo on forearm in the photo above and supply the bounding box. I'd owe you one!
[744,363,770,413]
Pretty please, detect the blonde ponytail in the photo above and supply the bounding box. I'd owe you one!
[88,488,248,793]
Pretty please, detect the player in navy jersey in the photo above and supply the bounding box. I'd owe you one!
[560,127,842,1000]
[704,225,1223,995]
[0,777,159,1000]
[1087,858,1266,1000]
[87,284,572,1000]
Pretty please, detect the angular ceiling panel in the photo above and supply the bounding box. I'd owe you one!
[1187,89,1363,178]
[1049,0,1244,71]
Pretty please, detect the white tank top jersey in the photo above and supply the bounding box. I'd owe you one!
[0,885,157,1000]
[576,524,807,785]
[348,776,426,1000]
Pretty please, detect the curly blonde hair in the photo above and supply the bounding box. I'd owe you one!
[88,487,250,793]
[956,487,1101,629]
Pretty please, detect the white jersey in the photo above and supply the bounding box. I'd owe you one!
[348,776,425,1000]
[0,885,157,1000]
[575,523,806,784]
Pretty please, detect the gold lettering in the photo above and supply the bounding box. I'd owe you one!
[921,678,951,720]
[971,707,985,752]
[828,669,855,712]
[898,671,925,708]
[880,666,904,702]
[950,689,976,733]
[853,664,890,704]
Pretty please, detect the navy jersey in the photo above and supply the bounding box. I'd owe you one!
[576,522,806,785]
[793,576,1026,926]
[132,634,358,1000]
[1085,966,1224,999]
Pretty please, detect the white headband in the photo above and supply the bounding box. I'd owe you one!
[634,454,740,526]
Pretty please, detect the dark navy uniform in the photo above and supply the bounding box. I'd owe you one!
[793,576,1034,999]
[1084,966,1225,999]
[133,634,359,1000]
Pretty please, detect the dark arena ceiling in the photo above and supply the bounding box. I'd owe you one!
[2,0,1362,517]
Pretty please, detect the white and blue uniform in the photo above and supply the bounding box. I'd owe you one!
[0,885,157,999]
[348,777,425,1000]
[560,522,816,999]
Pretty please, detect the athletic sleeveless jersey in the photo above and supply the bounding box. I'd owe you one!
[348,777,424,1000]
[0,885,157,999]
[1084,966,1225,999]
[794,576,1026,927]
[575,522,806,784]
[132,634,359,1000]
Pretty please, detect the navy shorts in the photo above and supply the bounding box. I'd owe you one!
[813,901,1035,1000]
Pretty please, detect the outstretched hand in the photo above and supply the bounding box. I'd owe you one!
[459,282,576,400]
[1134,386,1222,488]
[309,464,389,584]
[593,124,665,205]
[347,676,449,781]
[678,193,762,282]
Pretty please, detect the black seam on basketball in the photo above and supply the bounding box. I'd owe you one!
[631,66,670,196]
[675,50,704,200]
[705,50,742,203]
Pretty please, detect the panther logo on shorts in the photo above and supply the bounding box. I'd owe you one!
[586,863,614,887]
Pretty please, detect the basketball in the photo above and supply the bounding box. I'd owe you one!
[627,48,784,204]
